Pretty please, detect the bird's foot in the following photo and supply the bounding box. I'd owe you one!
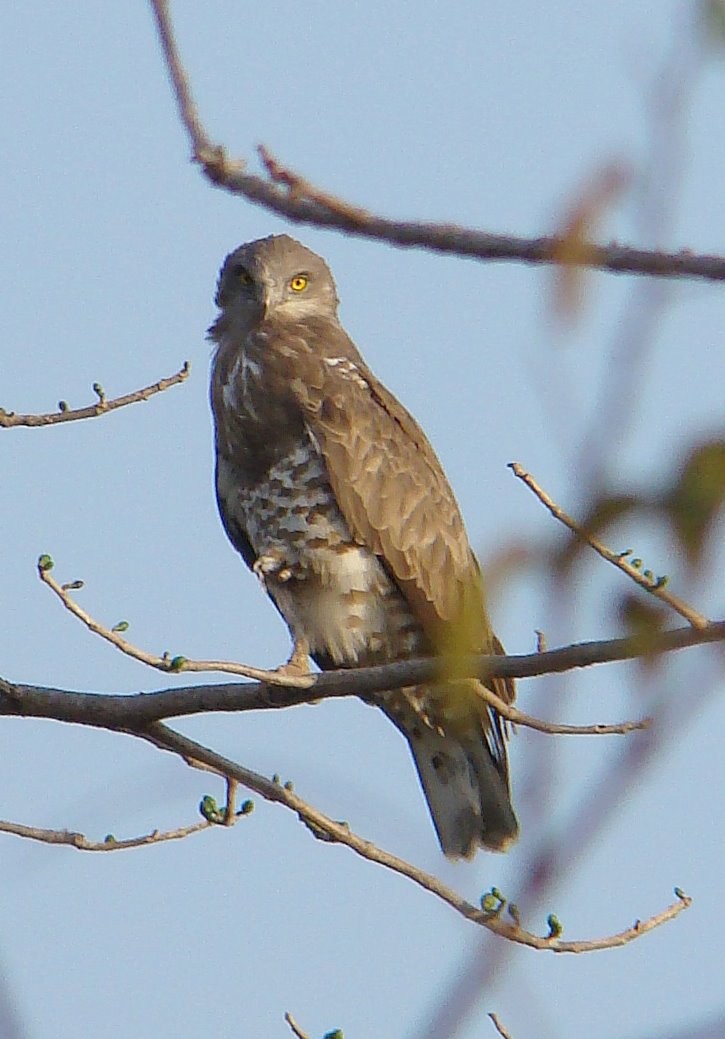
[253,551,294,584]
[275,637,311,676]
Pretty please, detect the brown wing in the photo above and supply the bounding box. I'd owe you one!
[284,322,497,660]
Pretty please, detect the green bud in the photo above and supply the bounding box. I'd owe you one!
[546,913,563,938]
[283,780,294,791]
[480,887,505,915]
[239,800,254,815]
[104,834,117,844]
[112,621,129,633]
[169,655,187,671]
[631,558,643,569]
[38,554,54,572]
[58,401,69,412]
[199,795,222,822]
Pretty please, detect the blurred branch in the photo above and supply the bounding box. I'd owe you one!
[488,1013,514,1039]
[149,0,725,283]
[134,719,693,952]
[509,461,710,629]
[0,362,190,429]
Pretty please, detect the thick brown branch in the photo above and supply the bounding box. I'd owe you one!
[0,362,190,429]
[509,462,709,629]
[149,0,725,284]
[2,622,722,731]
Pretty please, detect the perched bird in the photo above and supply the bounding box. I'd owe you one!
[209,234,518,858]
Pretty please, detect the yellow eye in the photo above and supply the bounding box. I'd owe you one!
[290,274,308,292]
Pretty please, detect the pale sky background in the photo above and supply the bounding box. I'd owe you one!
[1,3,723,1038]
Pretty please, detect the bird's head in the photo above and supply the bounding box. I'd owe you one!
[214,234,340,324]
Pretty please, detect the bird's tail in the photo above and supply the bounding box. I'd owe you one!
[385,681,519,859]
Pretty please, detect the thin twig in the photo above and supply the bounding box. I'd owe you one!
[488,1013,514,1039]
[135,720,692,953]
[509,462,710,630]
[147,0,725,284]
[0,816,216,851]
[38,561,314,688]
[0,362,190,429]
[284,1013,311,1039]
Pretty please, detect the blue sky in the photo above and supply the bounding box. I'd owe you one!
[1,3,723,1038]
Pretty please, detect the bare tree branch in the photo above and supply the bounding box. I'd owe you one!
[0,817,213,851]
[129,720,693,952]
[29,556,675,736]
[0,774,249,852]
[148,0,725,284]
[509,462,710,630]
[37,557,312,688]
[0,685,701,951]
[2,620,722,731]
[0,362,190,429]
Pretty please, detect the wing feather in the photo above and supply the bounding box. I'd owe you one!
[284,322,496,658]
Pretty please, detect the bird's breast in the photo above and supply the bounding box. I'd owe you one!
[223,436,425,668]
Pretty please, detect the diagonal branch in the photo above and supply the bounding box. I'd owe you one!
[37,557,314,689]
[509,462,709,629]
[132,720,693,953]
[149,0,725,284]
[0,362,190,429]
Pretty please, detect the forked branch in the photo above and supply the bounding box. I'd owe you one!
[136,720,693,953]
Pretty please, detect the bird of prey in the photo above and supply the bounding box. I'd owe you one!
[209,234,518,858]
